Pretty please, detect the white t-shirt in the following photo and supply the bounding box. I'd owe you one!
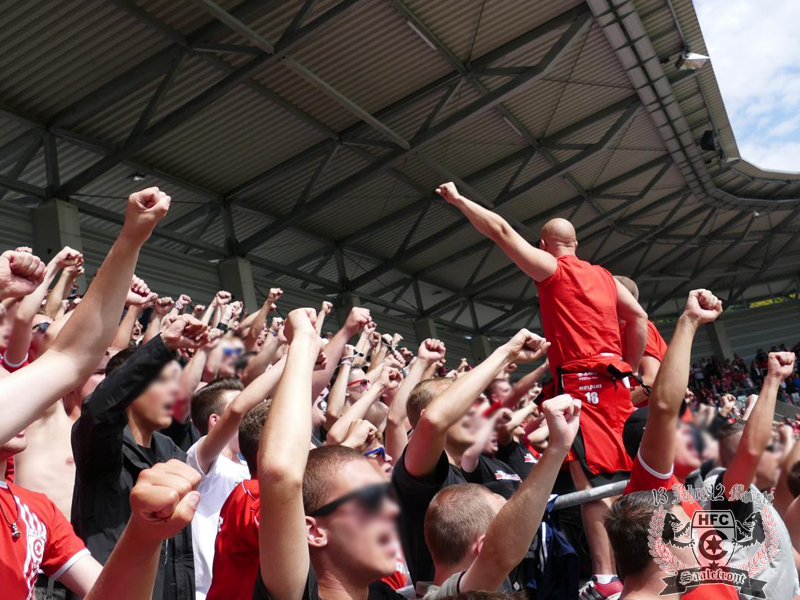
[187,437,250,600]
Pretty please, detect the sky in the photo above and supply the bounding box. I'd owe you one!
[695,0,800,172]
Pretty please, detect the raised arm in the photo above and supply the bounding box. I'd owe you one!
[386,339,445,461]
[323,347,354,431]
[258,308,322,600]
[326,368,401,445]
[499,361,549,410]
[194,355,287,473]
[723,351,795,497]
[0,188,171,446]
[5,247,82,366]
[43,262,81,319]
[0,250,46,301]
[312,307,371,401]
[639,290,722,476]
[315,300,332,335]
[461,394,580,592]
[85,460,200,600]
[242,317,283,385]
[615,279,648,372]
[436,182,557,282]
[144,297,174,344]
[244,288,281,351]
[405,330,548,478]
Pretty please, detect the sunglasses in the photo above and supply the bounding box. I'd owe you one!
[308,482,392,517]
[223,347,244,357]
[364,446,387,461]
[347,379,369,388]
[32,322,50,333]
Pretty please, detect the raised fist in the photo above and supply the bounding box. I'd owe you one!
[269,317,284,333]
[542,394,581,451]
[399,347,414,363]
[364,320,378,336]
[229,300,243,319]
[201,327,224,350]
[154,296,175,316]
[129,460,201,542]
[267,288,283,303]
[175,294,192,311]
[122,187,171,245]
[494,408,514,427]
[162,315,209,351]
[418,338,446,363]
[192,305,206,317]
[344,307,371,335]
[504,329,549,364]
[378,367,403,391]
[284,308,318,343]
[0,250,46,299]
[213,291,232,307]
[768,352,795,381]
[52,246,83,270]
[435,182,461,204]
[684,289,722,324]
[126,276,156,307]
[314,349,328,371]
[321,300,333,315]
[14,246,32,254]
[341,419,378,453]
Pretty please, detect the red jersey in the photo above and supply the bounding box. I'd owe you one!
[0,481,89,598]
[621,320,667,362]
[624,456,738,600]
[207,479,260,600]
[536,256,622,372]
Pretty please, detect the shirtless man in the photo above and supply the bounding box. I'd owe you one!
[614,276,668,406]
[438,182,648,600]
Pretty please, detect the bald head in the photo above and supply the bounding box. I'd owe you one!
[540,218,577,256]
[615,275,639,301]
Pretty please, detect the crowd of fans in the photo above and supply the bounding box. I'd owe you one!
[2,184,800,600]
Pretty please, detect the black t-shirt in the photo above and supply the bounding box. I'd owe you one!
[496,440,537,481]
[253,566,404,600]
[392,449,466,585]
[461,454,521,499]
[162,418,201,452]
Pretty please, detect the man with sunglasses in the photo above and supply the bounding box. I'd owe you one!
[393,329,548,585]
[256,308,404,600]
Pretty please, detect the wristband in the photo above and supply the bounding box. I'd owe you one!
[217,322,229,333]
[339,359,355,367]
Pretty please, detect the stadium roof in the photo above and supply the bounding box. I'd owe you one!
[2,0,799,338]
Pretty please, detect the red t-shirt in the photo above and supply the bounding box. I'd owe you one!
[624,456,738,600]
[0,352,29,373]
[621,320,668,363]
[207,479,260,600]
[536,256,622,372]
[0,481,89,598]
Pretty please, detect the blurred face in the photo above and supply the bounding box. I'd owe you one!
[755,445,780,491]
[218,338,244,378]
[447,405,478,449]
[130,360,182,431]
[312,390,328,430]
[674,422,702,478]
[29,314,53,358]
[490,380,511,404]
[364,440,393,478]
[309,459,399,582]
[347,368,369,401]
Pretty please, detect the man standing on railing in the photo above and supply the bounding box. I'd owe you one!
[437,182,648,600]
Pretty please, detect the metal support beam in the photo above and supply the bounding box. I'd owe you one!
[237,6,593,253]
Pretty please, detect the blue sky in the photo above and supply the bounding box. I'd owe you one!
[695,0,800,172]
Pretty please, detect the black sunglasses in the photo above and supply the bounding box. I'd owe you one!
[308,483,392,517]
[32,322,50,333]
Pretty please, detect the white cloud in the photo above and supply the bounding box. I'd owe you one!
[695,0,800,172]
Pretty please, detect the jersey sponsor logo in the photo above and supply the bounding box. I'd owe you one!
[494,470,522,482]
[523,453,537,464]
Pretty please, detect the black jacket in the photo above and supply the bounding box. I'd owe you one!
[71,335,195,600]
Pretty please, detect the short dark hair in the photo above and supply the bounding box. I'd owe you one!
[190,378,244,436]
[605,491,677,579]
[303,445,365,515]
[105,346,140,375]
[238,401,271,476]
